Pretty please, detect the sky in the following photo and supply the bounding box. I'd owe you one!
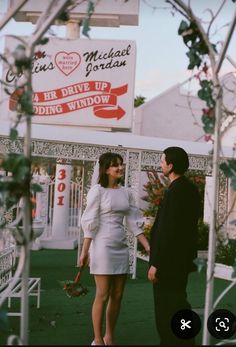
[1,0,236,101]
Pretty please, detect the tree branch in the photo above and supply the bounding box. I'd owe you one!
[170,0,217,69]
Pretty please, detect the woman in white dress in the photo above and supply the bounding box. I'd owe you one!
[79,152,150,346]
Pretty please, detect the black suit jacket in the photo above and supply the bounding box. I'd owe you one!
[149,175,201,274]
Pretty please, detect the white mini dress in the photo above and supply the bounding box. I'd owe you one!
[81,184,144,275]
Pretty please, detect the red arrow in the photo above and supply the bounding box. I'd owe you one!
[94,106,125,119]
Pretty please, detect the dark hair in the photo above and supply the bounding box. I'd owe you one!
[98,152,123,188]
[163,146,189,175]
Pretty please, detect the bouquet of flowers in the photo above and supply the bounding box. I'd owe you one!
[59,267,89,298]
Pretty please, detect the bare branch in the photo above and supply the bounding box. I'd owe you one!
[206,0,227,37]
[0,0,27,30]
[226,55,236,68]
[170,0,217,70]
[215,11,236,74]
[166,0,189,20]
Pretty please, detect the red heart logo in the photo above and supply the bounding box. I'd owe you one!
[55,51,81,76]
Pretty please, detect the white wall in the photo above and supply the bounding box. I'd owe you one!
[133,84,205,142]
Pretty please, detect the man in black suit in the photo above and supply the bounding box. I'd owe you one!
[148,146,201,345]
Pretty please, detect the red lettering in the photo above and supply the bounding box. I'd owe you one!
[58,169,66,180]
[57,196,64,206]
[57,183,65,192]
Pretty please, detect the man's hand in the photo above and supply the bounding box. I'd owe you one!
[148,265,158,283]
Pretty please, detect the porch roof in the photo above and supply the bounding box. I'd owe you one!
[0,120,233,158]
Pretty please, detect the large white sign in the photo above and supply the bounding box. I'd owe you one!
[1,37,136,129]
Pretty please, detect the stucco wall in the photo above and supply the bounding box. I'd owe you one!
[133,85,205,142]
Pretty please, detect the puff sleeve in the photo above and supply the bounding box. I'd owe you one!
[126,188,144,237]
[81,184,100,239]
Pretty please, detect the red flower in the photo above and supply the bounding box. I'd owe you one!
[59,267,88,298]
[141,171,169,217]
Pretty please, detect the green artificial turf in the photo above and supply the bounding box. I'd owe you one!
[1,249,236,345]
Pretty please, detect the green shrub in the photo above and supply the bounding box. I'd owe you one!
[197,220,209,250]
[215,239,236,266]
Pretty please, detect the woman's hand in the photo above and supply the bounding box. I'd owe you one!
[79,238,92,267]
[137,233,150,254]
[148,265,158,283]
[79,252,89,267]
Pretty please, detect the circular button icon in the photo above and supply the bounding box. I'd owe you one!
[171,309,201,339]
[207,309,236,339]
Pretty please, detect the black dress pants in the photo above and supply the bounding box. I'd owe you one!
[153,270,195,346]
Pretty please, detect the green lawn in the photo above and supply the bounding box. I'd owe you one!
[1,249,236,345]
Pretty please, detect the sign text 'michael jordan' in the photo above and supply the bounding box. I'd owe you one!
[83,45,131,77]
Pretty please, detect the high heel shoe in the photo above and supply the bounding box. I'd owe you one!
[91,341,106,345]
[103,338,111,345]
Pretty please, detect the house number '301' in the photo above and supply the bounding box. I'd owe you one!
[57,169,66,205]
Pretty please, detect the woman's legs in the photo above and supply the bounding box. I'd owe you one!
[92,275,111,345]
[104,274,127,345]
[92,274,127,345]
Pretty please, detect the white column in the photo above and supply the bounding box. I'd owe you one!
[34,169,51,225]
[66,20,80,38]
[204,176,213,225]
[51,161,71,239]
[40,160,77,249]
[31,170,51,250]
